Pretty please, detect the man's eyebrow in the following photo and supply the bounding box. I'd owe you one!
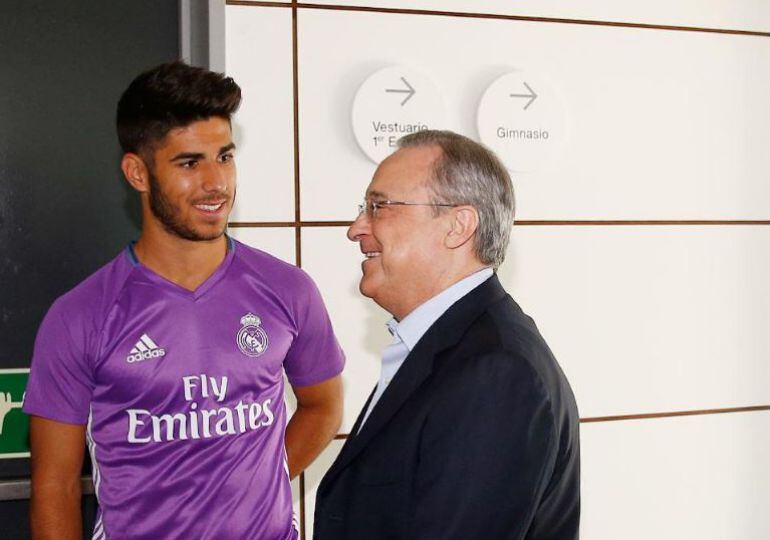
[168,143,236,162]
[170,152,204,162]
[366,189,388,199]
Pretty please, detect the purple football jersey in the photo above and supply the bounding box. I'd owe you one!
[24,238,345,540]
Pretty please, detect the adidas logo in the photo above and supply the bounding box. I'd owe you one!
[126,334,166,363]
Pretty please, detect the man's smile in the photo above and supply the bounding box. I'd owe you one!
[193,199,227,214]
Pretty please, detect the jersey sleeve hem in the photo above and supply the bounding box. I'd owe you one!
[22,405,88,426]
[286,359,344,388]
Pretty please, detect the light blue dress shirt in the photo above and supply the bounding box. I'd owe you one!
[358,267,495,430]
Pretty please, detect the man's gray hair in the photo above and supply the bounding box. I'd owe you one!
[398,130,515,269]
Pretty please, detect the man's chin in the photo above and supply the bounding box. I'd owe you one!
[201,224,229,241]
[197,231,227,242]
[358,276,378,300]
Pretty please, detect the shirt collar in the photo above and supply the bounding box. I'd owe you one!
[126,234,235,267]
[387,267,494,351]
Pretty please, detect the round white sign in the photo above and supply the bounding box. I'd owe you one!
[477,72,568,172]
[352,66,447,164]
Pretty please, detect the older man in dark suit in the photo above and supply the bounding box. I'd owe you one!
[314,130,580,539]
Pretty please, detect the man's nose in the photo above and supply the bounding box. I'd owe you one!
[347,212,370,242]
[202,162,229,193]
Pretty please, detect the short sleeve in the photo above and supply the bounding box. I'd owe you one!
[283,275,345,387]
[23,302,95,425]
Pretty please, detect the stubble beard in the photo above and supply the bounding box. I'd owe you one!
[147,171,231,242]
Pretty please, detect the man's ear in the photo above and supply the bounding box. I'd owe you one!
[121,153,150,193]
[445,205,479,250]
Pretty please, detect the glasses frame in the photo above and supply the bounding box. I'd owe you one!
[357,199,458,219]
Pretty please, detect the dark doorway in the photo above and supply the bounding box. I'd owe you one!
[0,1,179,536]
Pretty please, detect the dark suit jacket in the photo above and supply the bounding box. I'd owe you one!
[314,275,580,540]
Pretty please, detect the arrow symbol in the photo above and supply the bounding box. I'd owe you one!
[385,77,416,106]
[0,392,23,436]
[510,82,537,110]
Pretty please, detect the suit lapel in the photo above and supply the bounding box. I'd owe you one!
[331,329,437,473]
[321,275,508,490]
[348,385,375,437]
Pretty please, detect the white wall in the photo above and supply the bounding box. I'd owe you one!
[225,2,770,538]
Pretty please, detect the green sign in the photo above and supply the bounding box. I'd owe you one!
[0,369,30,458]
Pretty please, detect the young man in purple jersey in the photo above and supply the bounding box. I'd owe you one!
[23,61,345,540]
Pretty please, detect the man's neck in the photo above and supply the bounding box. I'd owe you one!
[390,262,489,322]
[133,229,229,292]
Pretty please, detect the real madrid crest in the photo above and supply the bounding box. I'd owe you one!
[237,313,269,357]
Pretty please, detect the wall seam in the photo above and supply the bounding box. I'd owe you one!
[226,1,770,37]
[328,404,770,439]
[291,1,307,537]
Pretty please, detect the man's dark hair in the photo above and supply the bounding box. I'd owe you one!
[116,61,241,159]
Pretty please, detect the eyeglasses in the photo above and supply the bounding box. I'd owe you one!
[357,199,458,219]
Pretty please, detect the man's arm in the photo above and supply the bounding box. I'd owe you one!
[29,416,86,540]
[285,375,343,479]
